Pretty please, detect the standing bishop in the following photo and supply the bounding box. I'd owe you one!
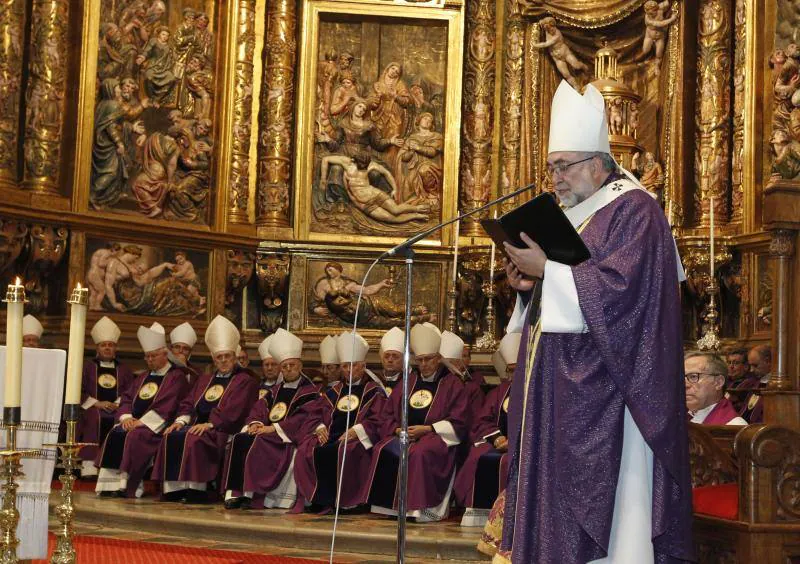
[498,80,693,563]
[79,316,135,477]
[153,315,258,503]
[222,328,318,509]
[95,323,191,497]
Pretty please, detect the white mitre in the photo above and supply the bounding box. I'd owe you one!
[150,322,165,333]
[205,315,239,355]
[258,335,274,360]
[380,326,405,355]
[439,331,464,360]
[336,331,368,363]
[269,328,303,363]
[137,324,166,352]
[91,316,121,344]
[22,315,43,338]
[319,335,339,365]
[548,80,611,154]
[410,323,441,356]
[170,322,197,348]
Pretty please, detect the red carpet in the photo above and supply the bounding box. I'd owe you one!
[34,534,329,563]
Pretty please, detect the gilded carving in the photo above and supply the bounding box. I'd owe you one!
[84,237,208,318]
[0,219,27,276]
[769,229,796,258]
[228,0,257,224]
[460,0,496,235]
[678,236,733,341]
[640,1,678,75]
[256,0,296,228]
[694,0,731,227]
[530,17,587,89]
[730,0,745,224]
[225,249,255,321]
[23,0,69,194]
[23,224,68,313]
[0,0,25,186]
[499,0,524,213]
[89,3,218,225]
[256,251,290,332]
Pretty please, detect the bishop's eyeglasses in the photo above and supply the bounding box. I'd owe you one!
[684,372,724,384]
[546,155,596,178]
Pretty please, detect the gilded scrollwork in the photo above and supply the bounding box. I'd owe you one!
[228,0,257,224]
[23,0,69,194]
[730,0,745,224]
[23,223,68,313]
[0,0,25,187]
[255,0,296,228]
[499,0,524,214]
[255,251,290,332]
[460,0,496,235]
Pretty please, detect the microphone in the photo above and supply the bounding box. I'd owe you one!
[378,181,537,260]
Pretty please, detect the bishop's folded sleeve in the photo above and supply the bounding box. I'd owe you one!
[507,292,530,333]
[541,260,588,333]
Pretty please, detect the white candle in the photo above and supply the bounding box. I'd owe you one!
[489,212,497,284]
[452,215,460,285]
[4,278,24,408]
[709,197,715,279]
[64,283,88,406]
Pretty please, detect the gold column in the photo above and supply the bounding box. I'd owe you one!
[228,0,258,225]
[767,229,795,392]
[0,0,26,190]
[730,0,745,226]
[22,0,69,195]
[499,0,524,214]
[695,0,732,227]
[255,0,296,229]
[459,0,496,236]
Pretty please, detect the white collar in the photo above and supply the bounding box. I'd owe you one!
[343,378,363,387]
[384,372,400,382]
[217,371,232,379]
[99,360,116,368]
[690,402,719,423]
[282,378,301,389]
[760,374,770,384]
[263,377,278,387]
[420,372,438,383]
[151,363,170,376]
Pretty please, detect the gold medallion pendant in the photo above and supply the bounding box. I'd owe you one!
[747,394,760,410]
[98,373,117,389]
[269,401,288,422]
[138,382,159,400]
[258,389,268,400]
[337,394,360,412]
[409,389,433,409]
[205,384,225,402]
[502,396,510,413]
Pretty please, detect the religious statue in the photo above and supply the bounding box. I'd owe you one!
[633,151,665,201]
[531,17,587,89]
[641,0,678,74]
[367,62,412,174]
[608,98,624,135]
[397,113,444,207]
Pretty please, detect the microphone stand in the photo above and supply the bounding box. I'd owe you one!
[381,182,535,564]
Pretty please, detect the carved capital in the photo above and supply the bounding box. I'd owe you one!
[769,229,796,258]
[0,0,27,186]
[255,251,290,332]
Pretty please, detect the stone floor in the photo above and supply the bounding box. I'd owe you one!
[56,491,488,563]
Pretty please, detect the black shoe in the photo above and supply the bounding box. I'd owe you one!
[182,489,210,504]
[224,497,245,510]
[114,489,127,498]
[98,491,117,498]
[163,490,186,502]
[240,497,252,510]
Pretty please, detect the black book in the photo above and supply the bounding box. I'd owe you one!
[480,192,591,266]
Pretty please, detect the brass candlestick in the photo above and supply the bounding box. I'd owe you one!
[446,289,458,333]
[474,283,499,352]
[696,277,721,351]
[45,406,92,564]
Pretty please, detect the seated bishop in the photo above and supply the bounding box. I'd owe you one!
[222,329,318,509]
[440,331,484,426]
[378,327,404,392]
[257,335,280,400]
[454,331,521,527]
[319,335,340,389]
[22,314,43,348]
[95,323,191,498]
[293,331,388,512]
[78,316,135,478]
[153,315,259,503]
[169,322,199,383]
[364,323,469,522]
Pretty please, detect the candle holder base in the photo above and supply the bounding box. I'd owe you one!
[474,285,499,352]
[0,447,42,564]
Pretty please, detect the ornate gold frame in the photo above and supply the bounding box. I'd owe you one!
[292,0,465,248]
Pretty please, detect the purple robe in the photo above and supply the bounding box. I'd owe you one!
[152,367,258,487]
[454,380,511,509]
[501,190,694,563]
[95,363,190,497]
[292,379,388,510]
[78,358,135,462]
[732,375,763,422]
[701,398,742,425]
[221,376,318,497]
[364,367,469,512]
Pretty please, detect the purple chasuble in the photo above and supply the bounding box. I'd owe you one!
[221,376,318,496]
[95,363,190,497]
[364,367,469,512]
[501,189,694,563]
[454,380,511,509]
[700,398,741,425]
[152,366,258,486]
[292,380,388,510]
[78,358,135,462]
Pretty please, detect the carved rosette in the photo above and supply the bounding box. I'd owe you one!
[22,0,69,195]
[459,0,496,235]
[255,251,290,332]
[499,0,524,214]
[769,229,796,258]
[228,0,258,224]
[23,223,68,313]
[0,0,26,188]
[694,0,732,227]
[255,0,296,228]
[730,0,745,225]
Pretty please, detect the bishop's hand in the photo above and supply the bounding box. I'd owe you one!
[504,233,547,280]
[504,258,535,292]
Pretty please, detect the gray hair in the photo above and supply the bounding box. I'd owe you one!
[684,350,728,377]
[593,152,617,173]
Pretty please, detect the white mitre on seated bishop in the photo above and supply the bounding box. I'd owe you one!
[22,315,43,338]
[492,331,522,378]
[205,315,240,356]
[269,328,303,363]
[91,316,121,344]
[319,335,339,365]
[380,326,405,355]
[410,323,441,356]
[257,335,274,360]
[170,321,197,348]
[137,323,167,352]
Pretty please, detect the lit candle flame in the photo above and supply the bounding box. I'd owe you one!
[13,277,20,286]
[76,282,81,290]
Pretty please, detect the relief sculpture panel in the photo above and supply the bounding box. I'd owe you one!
[88,1,219,225]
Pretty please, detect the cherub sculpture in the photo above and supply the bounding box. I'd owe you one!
[531,17,587,89]
[641,0,679,74]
